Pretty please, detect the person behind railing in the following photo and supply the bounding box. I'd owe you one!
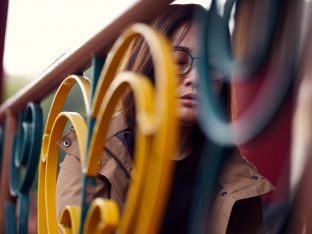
[56,4,274,234]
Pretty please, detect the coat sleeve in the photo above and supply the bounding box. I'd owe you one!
[56,154,82,219]
[56,130,110,221]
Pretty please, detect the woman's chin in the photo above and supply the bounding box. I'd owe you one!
[178,114,198,127]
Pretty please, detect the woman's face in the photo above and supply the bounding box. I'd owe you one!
[172,23,199,127]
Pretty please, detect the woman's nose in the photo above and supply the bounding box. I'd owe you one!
[185,79,195,87]
[183,69,198,88]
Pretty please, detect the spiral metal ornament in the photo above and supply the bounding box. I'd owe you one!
[38,23,177,234]
[190,0,300,233]
[7,102,43,234]
[80,23,178,234]
[37,75,90,234]
[197,0,298,145]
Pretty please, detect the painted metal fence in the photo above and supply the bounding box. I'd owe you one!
[0,0,312,233]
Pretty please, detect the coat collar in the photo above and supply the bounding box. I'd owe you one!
[103,111,134,176]
[209,150,274,234]
[217,149,274,196]
[105,111,128,140]
[58,111,132,173]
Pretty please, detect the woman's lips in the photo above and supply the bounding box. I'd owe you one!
[179,94,198,106]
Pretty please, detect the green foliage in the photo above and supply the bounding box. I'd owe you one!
[3,75,29,100]
[4,73,88,123]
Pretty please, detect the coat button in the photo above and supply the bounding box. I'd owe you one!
[251,175,259,180]
[220,191,227,196]
[63,140,71,147]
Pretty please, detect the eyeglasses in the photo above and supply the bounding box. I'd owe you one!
[172,46,198,75]
[172,46,223,82]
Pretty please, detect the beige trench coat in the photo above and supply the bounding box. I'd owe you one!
[56,113,274,234]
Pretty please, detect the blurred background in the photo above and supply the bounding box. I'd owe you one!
[2,0,312,233]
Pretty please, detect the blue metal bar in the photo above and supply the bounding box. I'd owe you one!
[79,57,105,234]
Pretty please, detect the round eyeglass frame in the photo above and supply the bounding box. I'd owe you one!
[172,46,199,75]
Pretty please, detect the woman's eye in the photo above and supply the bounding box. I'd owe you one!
[175,53,189,65]
[177,58,188,65]
[172,49,191,74]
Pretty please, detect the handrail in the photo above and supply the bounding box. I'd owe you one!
[0,0,173,123]
[1,0,311,233]
[1,1,175,233]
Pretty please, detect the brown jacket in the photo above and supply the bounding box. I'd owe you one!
[56,113,274,234]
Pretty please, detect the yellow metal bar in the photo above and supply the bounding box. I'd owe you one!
[38,75,90,234]
[59,206,81,234]
[83,198,119,234]
[38,23,177,234]
[86,23,178,234]
[85,72,155,234]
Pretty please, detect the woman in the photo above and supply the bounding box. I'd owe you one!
[56,4,273,233]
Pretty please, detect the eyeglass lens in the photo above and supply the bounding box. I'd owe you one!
[172,49,193,75]
[172,49,223,83]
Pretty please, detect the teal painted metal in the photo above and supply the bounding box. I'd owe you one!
[90,57,105,102]
[4,202,16,234]
[189,143,232,234]
[7,102,43,234]
[208,0,279,81]
[196,0,296,145]
[79,57,105,234]
[190,0,299,233]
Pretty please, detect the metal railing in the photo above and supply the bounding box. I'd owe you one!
[0,1,174,233]
[1,0,312,233]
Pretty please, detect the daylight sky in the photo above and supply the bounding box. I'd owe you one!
[3,0,211,78]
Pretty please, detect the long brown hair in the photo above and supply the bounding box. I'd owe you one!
[123,4,207,130]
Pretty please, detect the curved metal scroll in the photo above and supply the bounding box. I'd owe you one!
[197,0,297,145]
[38,23,178,234]
[190,0,300,233]
[6,102,43,234]
[81,23,178,234]
[37,75,90,234]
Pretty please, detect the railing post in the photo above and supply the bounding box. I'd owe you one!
[0,111,17,233]
[78,57,105,233]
